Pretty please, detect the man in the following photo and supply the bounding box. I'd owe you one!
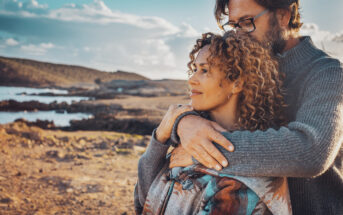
[168,0,343,214]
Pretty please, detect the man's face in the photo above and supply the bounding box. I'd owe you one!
[227,0,271,42]
[227,0,286,54]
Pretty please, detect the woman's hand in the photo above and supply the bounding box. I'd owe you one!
[155,104,193,143]
[169,145,193,168]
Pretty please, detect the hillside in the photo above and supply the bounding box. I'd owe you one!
[0,56,148,89]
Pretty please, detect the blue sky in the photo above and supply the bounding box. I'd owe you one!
[1,0,342,79]
[31,0,343,32]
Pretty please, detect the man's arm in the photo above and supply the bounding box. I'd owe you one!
[176,61,343,178]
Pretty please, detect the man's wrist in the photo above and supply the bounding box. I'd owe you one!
[170,111,201,144]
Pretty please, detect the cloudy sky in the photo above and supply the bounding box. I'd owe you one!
[1,0,343,79]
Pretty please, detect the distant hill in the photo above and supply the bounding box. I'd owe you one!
[0,56,149,89]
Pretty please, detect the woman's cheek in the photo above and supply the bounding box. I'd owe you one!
[190,98,200,110]
[191,97,208,111]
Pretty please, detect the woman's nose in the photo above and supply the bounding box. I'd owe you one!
[188,73,199,86]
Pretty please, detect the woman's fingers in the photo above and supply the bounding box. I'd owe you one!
[168,104,193,120]
[175,104,193,113]
[169,147,193,168]
[157,104,193,143]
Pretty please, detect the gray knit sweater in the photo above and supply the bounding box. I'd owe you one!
[135,37,343,215]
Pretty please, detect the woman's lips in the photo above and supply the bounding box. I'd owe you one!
[190,90,202,97]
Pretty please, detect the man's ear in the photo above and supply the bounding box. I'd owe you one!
[275,9,291,28]
[232,79,243,94]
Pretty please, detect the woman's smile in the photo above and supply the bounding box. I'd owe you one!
[190,89,202,97]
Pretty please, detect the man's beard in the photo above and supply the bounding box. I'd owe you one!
[264,13,287,55]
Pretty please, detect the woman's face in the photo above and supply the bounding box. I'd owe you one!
[188,45,236,112]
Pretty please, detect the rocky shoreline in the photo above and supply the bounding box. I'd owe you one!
[0,57,190,214]
[1,78,189,135]
[0,99,163,135]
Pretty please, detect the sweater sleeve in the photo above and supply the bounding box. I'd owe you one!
[216,62,343,178]
[134,129,170,211]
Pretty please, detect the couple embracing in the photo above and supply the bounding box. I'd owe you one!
[135,0,343,214]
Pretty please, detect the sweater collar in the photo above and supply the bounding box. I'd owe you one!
[276,36,318,73]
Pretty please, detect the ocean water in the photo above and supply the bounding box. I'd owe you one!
[0,86,89,104]
[0,86,92,126]
[0,111,92,126]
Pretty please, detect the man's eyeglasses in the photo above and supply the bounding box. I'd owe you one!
[219,9,269,33]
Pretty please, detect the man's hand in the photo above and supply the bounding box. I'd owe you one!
[169,146,193,168]
[177,115,234,170]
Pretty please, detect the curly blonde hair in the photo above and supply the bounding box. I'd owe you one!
[188,31,287,131]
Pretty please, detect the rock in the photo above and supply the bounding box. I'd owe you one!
[46,150,59,158]
[0,100,50,111]
[94,141,109,150]
[69,116,158,135]
[57,136,69,142]
[0,197,12,204]
[78,139,86,146]
[14,119,55,129]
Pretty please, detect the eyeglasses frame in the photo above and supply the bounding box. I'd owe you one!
[220,9,269,33]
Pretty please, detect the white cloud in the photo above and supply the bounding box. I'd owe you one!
[20,42,55,55]
[1,0,48,15]
[332,32,343,43]
[300,23,333,42]
[40,42,54,49]
[5,38,19,46]
[300,23,343,61]
[178,23,199,38]
[0,0,200,79]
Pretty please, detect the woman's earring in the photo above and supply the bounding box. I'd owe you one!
[227,92,233,100]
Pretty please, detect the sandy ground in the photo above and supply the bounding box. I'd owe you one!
[0,121,150,215]
[84,95,190,112]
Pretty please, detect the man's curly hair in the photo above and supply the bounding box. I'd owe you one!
[188,31,287,131]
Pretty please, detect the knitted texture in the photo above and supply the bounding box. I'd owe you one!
[219,37,343,214]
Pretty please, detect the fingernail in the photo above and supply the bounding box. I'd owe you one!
[216,165,221,170]
[228,145,234,152]
[222,160,228,167]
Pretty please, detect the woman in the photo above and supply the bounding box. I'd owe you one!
[134,31,292,214]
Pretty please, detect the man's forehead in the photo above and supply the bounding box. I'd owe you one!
[227,0,265,21]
